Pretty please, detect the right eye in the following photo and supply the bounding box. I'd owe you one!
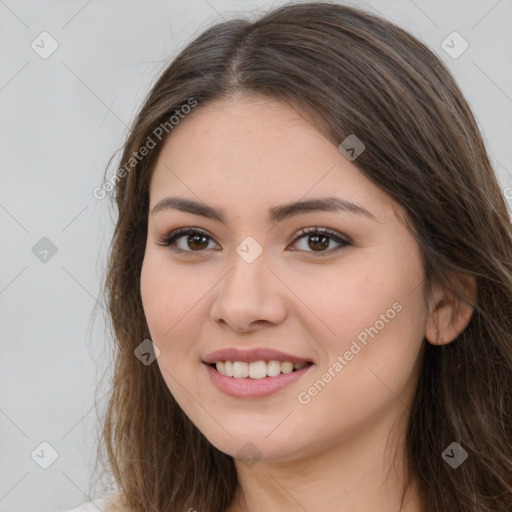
[156,227,219,255]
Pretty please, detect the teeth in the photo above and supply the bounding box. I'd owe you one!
[281,362,294,374]
[267,360,281,377]
[214,360,309,378]
[232,361,249,378]
[248,360,267,379]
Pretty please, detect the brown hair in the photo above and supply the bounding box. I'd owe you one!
[89,2,512,511]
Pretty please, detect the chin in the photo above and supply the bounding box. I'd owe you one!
[195,422,304,464]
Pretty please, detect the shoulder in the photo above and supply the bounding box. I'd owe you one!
[60,495,120,512]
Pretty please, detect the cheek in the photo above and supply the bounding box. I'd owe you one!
[140,254,164,330]
[140,254,199,401]
[140,252,191,329]
[300,253,426,374]
[140,253,184,350]
[295,294,425,444]
[288,262,397,353]
[140,251,211,361]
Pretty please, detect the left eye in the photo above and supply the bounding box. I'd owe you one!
[157,227,351,256]
[292,227,350,255]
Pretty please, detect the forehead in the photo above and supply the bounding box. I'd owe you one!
[149,95,394,222]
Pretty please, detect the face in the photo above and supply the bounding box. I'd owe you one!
[140,94,429,463]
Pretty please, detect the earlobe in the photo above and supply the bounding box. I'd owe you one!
[425,273,477,346]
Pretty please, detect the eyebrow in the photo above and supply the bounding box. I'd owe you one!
[150,196,378,223]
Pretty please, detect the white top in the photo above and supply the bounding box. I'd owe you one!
[60,497,112,512]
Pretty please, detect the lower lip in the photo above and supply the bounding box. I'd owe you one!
[204,363,313,398]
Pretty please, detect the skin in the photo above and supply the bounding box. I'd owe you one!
[140,94,476,512]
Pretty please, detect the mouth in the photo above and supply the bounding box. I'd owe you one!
[206,360,314,379]
[204,359,314,399]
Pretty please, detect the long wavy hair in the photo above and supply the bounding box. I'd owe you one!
[88,2,512,511]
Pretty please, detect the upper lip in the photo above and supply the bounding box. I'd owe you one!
[203,347,312,365]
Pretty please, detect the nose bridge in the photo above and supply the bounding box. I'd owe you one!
[224,241,269,300]
[210,240,287,330]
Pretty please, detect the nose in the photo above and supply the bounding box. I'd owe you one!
[209,248,288,333]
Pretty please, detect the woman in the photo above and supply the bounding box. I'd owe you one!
[70,2,512,511]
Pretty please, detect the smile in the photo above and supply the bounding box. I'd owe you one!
[204,360,314,398]
[213,360,309,379]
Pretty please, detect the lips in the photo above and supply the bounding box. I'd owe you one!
[202,347,314,398]
[202,347,312,365]
[204,359,313,398]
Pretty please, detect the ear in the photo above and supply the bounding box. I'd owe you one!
[425,272,477,345]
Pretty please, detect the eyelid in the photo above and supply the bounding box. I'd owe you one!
[293,226,351,246]
[156,227,218,252]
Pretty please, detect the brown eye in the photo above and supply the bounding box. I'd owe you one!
[291,227,351,256]
[157,226,351,257]
[157,228,217,254]
[306,233,329,251]
[184,233,210,250]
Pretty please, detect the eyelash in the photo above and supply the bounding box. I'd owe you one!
[156,226,351,257]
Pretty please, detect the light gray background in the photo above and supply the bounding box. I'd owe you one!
[1,0,511,511]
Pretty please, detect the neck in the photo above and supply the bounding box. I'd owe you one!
[226,406,421,512]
